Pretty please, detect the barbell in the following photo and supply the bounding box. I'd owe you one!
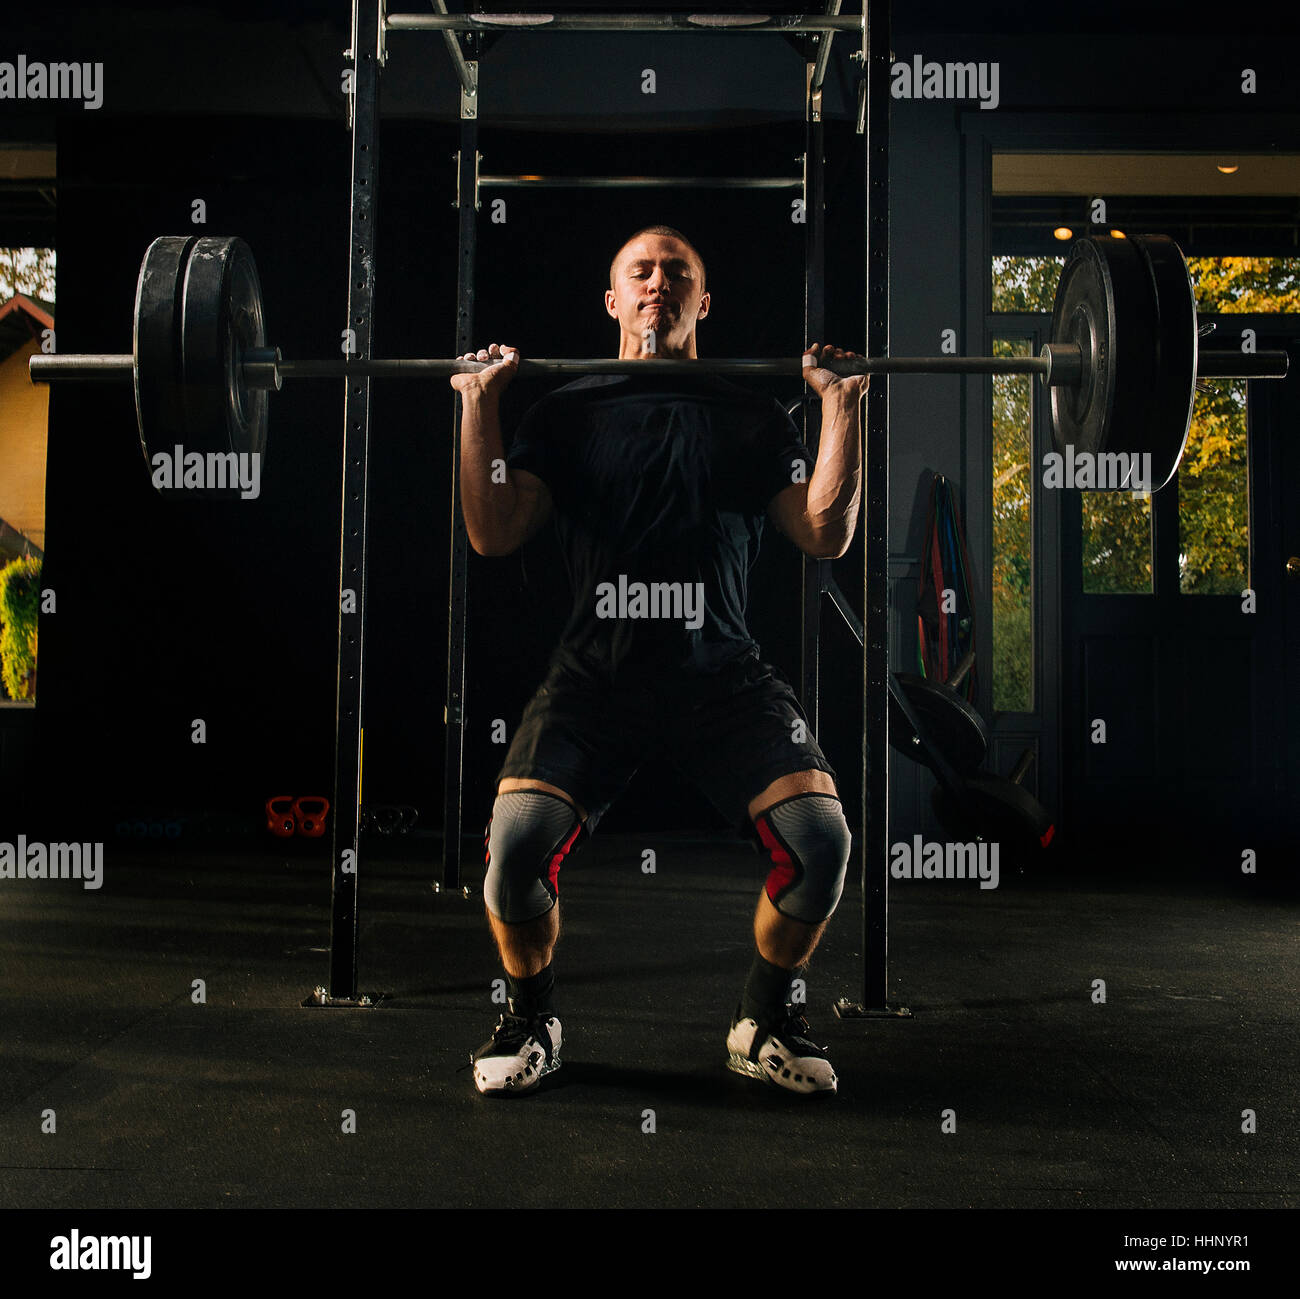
[29,232,1288,496]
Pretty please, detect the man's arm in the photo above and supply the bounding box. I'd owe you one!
[767,345,867,560]
[452,344,555,557]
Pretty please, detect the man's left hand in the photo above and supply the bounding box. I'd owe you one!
[802,342,870,401]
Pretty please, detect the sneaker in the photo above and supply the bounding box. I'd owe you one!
[726,1004,838,1095]
[471,1012,562,1096]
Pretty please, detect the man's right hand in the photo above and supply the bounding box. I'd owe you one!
[450,343,520,398]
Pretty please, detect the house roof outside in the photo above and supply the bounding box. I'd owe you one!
[0,515,42,564]
[0,294,54,364]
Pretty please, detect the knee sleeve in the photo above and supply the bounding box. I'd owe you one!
[483,790,586,924]
[751,792,851,924]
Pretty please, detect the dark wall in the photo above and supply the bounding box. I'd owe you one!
[31,117,358,837]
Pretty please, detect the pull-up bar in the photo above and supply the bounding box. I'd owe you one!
[387,12,863,34]
[478,174,804,190]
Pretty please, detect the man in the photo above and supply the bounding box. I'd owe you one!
[451,225,866,1097]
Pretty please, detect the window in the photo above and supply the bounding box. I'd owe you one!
[1081,492,1153,595]
[990,336,1033,711]
[992,244,1300,600]
[1179,256,1300,595]
[0,245,55,703]
[991,254,1063,314]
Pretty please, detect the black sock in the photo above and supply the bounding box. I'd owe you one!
[506,963,555,1018]
[739,952,793,1023]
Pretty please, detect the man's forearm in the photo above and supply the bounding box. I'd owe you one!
[459,391,519,553]
[806,389,864,557]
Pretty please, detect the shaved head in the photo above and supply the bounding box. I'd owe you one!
[609,225,707,293]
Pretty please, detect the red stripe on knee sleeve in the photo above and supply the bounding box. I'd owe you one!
[754,813,795,904]
[546,821,584,897]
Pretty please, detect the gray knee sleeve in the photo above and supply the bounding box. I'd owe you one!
[483,790,585,924]
[752,793,851,924]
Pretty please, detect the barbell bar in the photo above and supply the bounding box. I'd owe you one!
[27,232,1290,496]
[28,351,1062,380]
[26,350,1291,382]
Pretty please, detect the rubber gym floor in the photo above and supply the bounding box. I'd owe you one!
[0,829,1294,1212]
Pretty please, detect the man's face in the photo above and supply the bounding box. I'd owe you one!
[605,234,710,353]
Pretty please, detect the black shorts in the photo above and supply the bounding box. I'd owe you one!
[495,650,838,838]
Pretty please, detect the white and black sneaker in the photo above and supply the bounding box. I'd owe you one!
[471,1012,562,1097]
[726,1004,838,1095]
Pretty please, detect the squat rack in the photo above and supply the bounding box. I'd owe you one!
[316,1,901,1020]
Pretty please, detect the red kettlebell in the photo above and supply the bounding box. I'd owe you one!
[266,795,296,839]
[293,796,330,838]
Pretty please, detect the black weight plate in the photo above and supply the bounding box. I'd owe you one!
[1049,237,1115,459]
[1050,236,1160,485]
[133,235,198,475]
[180,236,269,488]
[931,772,1055,852]
[1087,235,1160,476]
[1130,233,1197,492]
[890,673,989,773]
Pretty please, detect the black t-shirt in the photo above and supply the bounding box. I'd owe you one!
[505,372,814,686]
